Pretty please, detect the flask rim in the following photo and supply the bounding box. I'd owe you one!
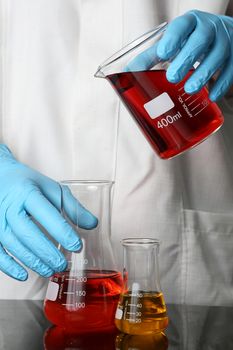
[94,22,168,78]
[60,180,114,186]
[122,238,160,247]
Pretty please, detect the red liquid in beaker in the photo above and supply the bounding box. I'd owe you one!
[107,70,224,159]
[44,270,123,333]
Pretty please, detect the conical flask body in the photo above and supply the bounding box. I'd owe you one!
[44,181,123,333]
[115,238,168,335]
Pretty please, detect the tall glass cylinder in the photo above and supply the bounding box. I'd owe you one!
[115,238,168,335]
[44,181,123,333]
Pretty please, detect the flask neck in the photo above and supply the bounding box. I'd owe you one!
[61,181,118,273]
[123,239,161,293]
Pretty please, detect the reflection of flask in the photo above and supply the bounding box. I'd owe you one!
[44,181,123,333]
[44,326,117,350]
[115,238,168,335]
[115,332,168,350]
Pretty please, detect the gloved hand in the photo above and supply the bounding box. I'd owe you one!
[157,10,233,101]
[0,144,97,281]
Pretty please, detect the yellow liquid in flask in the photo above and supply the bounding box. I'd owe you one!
[115,291,168,335]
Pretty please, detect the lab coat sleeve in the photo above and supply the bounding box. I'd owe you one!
[176,0,229,16]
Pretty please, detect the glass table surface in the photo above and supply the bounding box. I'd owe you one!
[0,301,232,350]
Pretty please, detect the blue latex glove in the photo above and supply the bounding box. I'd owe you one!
[157,10,233,101]
[0,144,97,281]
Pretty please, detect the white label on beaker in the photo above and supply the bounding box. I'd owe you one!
[144,92,175,119]
[46,281,59,301]
[115,308,123,319]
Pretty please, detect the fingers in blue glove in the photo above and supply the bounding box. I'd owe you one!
[1,227,54,277]
[6,206,68,272]
[157,11,216,84]
[0,244,28,281]
[61,185,98,229]
[24,189,83,251]
[209,61,233,101]
[184,35,231,95]
[157,10,233,99]
[125,43,160,72]
[157,13,196,61]
[34,178,98,230]
[165,19,216,83]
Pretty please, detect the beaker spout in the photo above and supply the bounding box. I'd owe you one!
[94,67,105,78]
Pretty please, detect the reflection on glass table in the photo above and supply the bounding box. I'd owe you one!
[44,326,117,350]
[115,332,168,350]
[44,326,168,350]
[0,301,233,349]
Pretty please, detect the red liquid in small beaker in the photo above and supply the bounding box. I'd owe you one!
[107,70,224,159]
[44,270,123,333]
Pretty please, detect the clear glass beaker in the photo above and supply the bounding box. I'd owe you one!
[95,23,224,159]
[115,238,168,335]
[44,181,123,333]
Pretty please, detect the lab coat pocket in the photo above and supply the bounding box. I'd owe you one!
[182,209,233,306]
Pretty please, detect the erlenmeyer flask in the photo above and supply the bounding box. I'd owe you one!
[44,181,123,333]
[115,238,168,335]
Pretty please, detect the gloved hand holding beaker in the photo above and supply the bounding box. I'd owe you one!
[97,20,224,159]
[157,10,233,101]
[0,144,97,281]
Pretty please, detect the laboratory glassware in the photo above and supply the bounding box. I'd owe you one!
[95,23,224,159]
[44,180,123,333]
[115,332,168,350]
[115,238,168,335]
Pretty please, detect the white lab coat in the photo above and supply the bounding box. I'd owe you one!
[0,0,232,305]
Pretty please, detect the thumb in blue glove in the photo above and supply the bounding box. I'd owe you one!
[0,144,98,281]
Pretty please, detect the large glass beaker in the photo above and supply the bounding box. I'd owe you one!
[95,23,224,159]
[44,181,123,333]
[115,238,168,335]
